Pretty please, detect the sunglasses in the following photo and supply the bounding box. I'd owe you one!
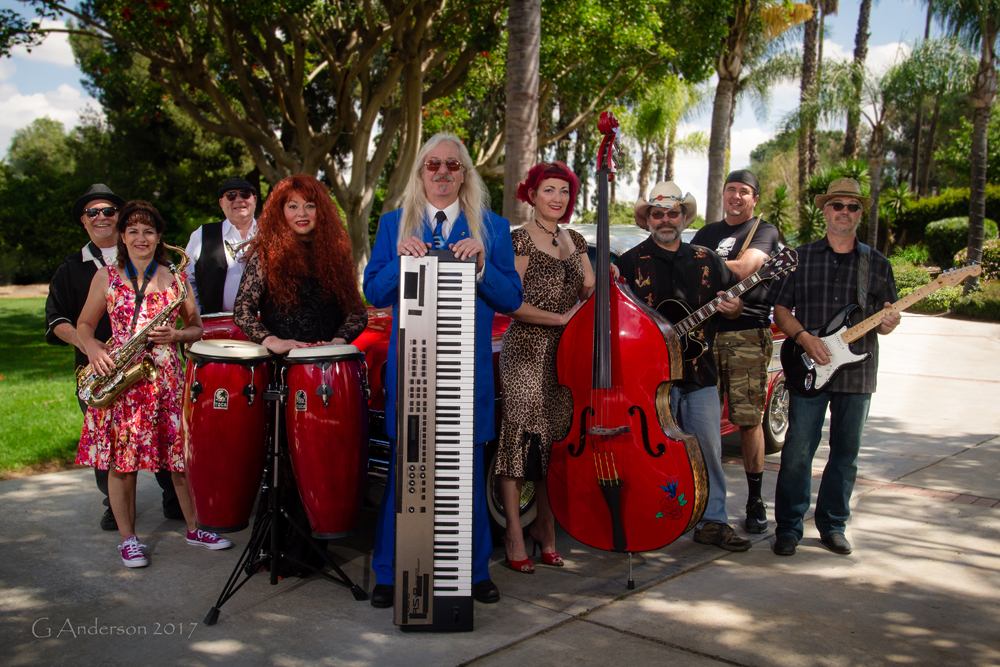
[223,189,255,201]
[650,208,683,221]
[84,207,117,219]
[827,202,862,213]
[424,158,463,172]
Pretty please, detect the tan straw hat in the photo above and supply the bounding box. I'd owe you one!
[633,181,698,230]
[813,177,873,210]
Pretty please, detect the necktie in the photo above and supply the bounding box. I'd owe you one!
[433,210,446,249]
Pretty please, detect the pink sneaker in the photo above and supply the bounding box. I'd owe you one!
[120,535,148,568]
[186,529,232,550]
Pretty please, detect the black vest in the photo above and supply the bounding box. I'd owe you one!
[194,222,228,313]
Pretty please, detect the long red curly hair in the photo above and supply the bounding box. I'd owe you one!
[252,174,362,311]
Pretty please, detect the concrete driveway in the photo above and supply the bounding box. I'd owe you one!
[1,313,998,666]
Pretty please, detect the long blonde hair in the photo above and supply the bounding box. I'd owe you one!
[398,133,491,246]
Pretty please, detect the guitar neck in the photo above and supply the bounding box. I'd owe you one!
[840,279,941,344]
[673,271,765,336]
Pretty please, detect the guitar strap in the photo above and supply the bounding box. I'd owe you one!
[857,242,872,312]
[734,216,762,260]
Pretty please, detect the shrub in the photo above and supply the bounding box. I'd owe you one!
[893,264,931,291]
[925,217,998,269]
[951,281,1000,320]
[900,284,963,313]
[893,185,1000,245]
[890,244,929,266]
[954,238,1000,282]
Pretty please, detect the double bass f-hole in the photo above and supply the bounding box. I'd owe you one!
[628,406,666,458]
[569,407,594,457]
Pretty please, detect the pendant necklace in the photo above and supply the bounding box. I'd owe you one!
[534,218,560,247]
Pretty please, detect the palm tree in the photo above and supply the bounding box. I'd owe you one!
[706,0,814,223]
[843,0,873,159]
[503,0,541,225]
[625,77,701,196]
[798,0,820,205]
[934,0,1000,294]
[810,0,839,172]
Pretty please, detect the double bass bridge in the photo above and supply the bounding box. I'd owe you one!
[587,425,630,437]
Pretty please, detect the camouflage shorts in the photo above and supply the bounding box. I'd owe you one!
[714,328,773,426]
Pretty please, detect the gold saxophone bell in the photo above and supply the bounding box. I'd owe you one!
[76,244,189,409]
[225,237,253,262]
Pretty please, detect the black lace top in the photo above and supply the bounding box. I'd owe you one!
[234,251,368,345]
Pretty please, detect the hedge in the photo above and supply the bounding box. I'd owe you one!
[926,217,998,269]
[893,185,1000,244]
[951,281,1000,320]
[892,264,931,290]
[954,238,1000,282]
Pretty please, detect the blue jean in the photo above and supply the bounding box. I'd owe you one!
[671,385,727,526]
[372,440,493,586]
[775,392,871,541]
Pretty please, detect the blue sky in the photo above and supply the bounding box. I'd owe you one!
[0,1,945,208]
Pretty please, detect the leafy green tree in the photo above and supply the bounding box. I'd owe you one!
[933,0,1000,293]
[935,114,1000,183]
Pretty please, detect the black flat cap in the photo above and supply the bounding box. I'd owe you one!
[217,177,257,198]
[72,184,126,228]
[725,169,760,196]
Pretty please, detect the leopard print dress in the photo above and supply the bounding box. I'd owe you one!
[496,228,587,480]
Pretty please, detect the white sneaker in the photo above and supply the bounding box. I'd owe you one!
[120,535,148,568]
[186,529,232,550]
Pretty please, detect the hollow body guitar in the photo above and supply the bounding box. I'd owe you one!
[656,247,798,361]
[781,263,982,397]
[547,112,708,554]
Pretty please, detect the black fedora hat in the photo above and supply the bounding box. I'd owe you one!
[72,184,126,228]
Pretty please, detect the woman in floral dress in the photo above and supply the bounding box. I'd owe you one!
[77,200,229,568]
[497,162,596,573]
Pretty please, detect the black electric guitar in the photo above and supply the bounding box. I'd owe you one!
[781,263,982,396]
[656,247,798,361]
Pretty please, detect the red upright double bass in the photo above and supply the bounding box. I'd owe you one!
[547,112,708,567]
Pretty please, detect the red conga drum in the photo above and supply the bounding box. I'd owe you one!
[200,312,248,341]
[284,344,370,539]
[182,340,271,532]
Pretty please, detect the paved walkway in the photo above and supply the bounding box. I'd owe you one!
[1,314,998,667]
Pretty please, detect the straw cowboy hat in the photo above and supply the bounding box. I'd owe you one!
[633,181,698,229]
[813,177,874,210]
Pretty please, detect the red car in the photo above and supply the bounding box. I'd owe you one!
[352,225,789,538]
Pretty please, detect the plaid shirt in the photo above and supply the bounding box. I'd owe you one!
[766,236,897,394]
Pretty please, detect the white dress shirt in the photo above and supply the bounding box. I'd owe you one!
[185,218,257,313]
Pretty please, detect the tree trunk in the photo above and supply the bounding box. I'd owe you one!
[503,0,541,226]
[798,0,819,204]
[809,8,825,175]
[707,76,737,223]
[573,122,588,213]
[868,152,884,248]
[664,128,676,182]
[638,142,653,199]
[919,98,940,197]
[910,100,924,193]
[843,0,870,159]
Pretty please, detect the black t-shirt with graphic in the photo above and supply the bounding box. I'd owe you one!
[691,217,780,331]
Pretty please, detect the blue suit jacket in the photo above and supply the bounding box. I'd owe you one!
[363,207,523,444]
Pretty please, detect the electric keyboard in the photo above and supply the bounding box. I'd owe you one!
[394,250,477,632]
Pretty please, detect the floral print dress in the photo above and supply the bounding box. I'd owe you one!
[76,266,186,473]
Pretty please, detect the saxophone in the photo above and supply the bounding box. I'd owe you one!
[77,244,191,409]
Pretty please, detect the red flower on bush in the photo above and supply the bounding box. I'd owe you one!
[150,0,169,10]
[121,6,133,20]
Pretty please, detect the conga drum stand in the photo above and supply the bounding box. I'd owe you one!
[204,374,368,626]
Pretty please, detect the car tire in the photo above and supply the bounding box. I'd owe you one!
[484,440,537,545]
[764,377,789,454]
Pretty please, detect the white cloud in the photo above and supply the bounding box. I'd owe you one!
[0,83,97,153]
[11,20,78,67]
[0,59,15,82]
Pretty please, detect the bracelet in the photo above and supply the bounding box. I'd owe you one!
[792,329,806,343]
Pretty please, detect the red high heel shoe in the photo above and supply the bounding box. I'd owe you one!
[530,537,564,567]
[504,537,534,574]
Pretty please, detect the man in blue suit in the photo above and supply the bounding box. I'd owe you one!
[364,133,524,608]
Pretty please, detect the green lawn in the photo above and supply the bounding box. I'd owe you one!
[0,298,83,474]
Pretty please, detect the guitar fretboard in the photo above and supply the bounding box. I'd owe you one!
[673,273,763,336]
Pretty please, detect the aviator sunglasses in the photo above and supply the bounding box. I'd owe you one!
[650,208,683,221]
[223,189,255,201]
[84,207,118,219]
[827,202,862,213]
[424,158,463,172]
